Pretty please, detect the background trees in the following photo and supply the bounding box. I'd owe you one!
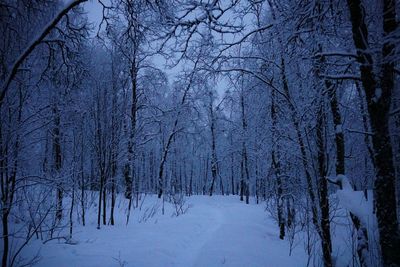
[1,0,398,266]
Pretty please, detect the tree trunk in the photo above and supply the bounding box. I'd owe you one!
[240,89,250,204]
[97,171,104,229]
[1,212,9,267]
[102,181,106,225]
[273,152,285,240]
[346,0,400,264]
[240,154,244,202]
[69,184,75,239]
[231,134,235,195]
[328,83,345,176]
[124,60,138,201]
[209,91,218,196]
[316,106,332,267]
[80,127,85,226]
[271,84,285,239]
[189,160,193,196]
[52,105,63,224]
[110,172,116,226]
[244,147,250,205]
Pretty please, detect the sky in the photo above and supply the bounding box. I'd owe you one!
[82,0,229,98]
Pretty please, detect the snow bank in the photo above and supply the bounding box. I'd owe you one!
[334,175,374,227]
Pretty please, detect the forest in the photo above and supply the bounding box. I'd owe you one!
[0,0,399,266]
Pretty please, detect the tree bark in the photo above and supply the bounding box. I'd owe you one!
[316,106,332,267]
[328,83,345,176]
[80,125,85,226]
[53,105,63,224]
[209,91,218,196]
[271,82,285,239]
[346,0,400,265]
[240,88,250,204]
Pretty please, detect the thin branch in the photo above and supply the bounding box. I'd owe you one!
[0,0,88,107]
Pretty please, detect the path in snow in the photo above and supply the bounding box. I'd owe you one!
[22,195,307,267]
[173,197,306,267]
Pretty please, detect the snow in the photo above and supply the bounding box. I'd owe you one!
[334,175,375,227]
[21,195,307,267]
[372,88,382,103]
[335,124,343,134]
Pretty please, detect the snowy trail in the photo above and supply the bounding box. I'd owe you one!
[174,197,305,267]
[22,195,307,267]
[173,203,224,266]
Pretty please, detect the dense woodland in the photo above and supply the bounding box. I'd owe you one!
[1,0,399,266]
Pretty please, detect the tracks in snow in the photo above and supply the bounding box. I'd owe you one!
[173,202,225,266]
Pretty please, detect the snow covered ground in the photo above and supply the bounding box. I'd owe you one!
[21,195,308,267]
